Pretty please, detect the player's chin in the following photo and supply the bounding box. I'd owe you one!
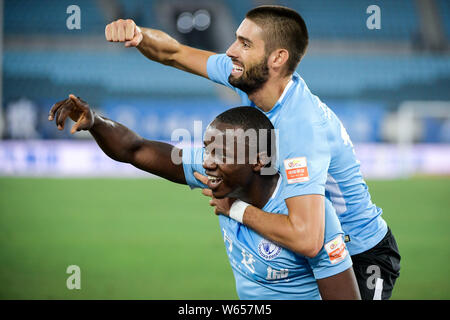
[211,191,227,199]
[228,74,243,83]
[211,187,231,199]
[230,71,243,79]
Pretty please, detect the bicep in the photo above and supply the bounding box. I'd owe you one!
[285,195,325,247]
[171,45,216,78]
[131,139,187,185]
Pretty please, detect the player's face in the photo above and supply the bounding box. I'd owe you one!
[202,122,256,199]
[226,19,270,95]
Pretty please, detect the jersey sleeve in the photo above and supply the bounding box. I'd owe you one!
[278,109,331,200]
[306,234,352,279]
[207,54,254,105]
[306,199,352,279]
[182,146,208,189]
[206,54,234,89]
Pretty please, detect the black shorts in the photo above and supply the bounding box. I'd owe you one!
[350,227,401,300]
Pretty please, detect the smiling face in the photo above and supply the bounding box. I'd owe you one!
[226,19,270,95]
[202,121,259,199]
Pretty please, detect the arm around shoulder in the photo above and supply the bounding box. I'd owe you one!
[238,194,325,258]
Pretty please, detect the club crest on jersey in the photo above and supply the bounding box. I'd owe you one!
[283,157,309,184]
[258,239,282,260]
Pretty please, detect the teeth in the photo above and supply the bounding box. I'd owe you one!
[233,64,243,72]
[207,175,221,183]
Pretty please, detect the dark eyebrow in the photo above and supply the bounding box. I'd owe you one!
[236,34,253,45]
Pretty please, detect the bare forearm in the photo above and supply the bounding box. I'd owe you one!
[89,113,142,163]
[136,27,181,66]
[243,206,322,258]
[89,113,186,183]
[105,20,213,77]
[137,27,214,77]
[49,95,185,183]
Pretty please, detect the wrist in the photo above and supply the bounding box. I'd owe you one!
[135,26,145,48]
[229,200,250,224]
[89,112,103,131]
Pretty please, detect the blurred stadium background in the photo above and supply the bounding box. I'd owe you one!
[0,0,449,299]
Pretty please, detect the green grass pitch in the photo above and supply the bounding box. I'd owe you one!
[0,176,449,299]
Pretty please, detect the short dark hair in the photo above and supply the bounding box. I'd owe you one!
[246,5,309,75]
[213,106,276,162]
[214,106,274,132]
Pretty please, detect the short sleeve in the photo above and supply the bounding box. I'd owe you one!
[206,54,254,105]
[307,198,352,279]
[206,54,234,89]
[307,234,353,279]
[182,147,207,189]
[278,112,331,200]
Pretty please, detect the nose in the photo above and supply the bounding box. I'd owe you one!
[203,151,218,171]
[226,41,238,59]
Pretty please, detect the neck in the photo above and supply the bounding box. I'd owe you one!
[248,75,291,112]
[239,173,280,209]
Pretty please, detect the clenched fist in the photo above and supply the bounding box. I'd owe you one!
[105,19,143,47]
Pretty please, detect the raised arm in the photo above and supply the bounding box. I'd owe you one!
[105,19,216,78]
[48,94,186,184]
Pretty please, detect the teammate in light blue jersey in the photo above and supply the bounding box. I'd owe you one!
[105,4,400,300]
[181,107,357,299]
[183,144,353,299]
[207,53,387,256]
[49,97,360,299]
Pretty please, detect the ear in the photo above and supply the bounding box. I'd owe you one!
[252,151,272,173]
[268,49,289,72]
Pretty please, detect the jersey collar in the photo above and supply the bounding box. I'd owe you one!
[261,174,282,211]
[270,174,282,200]
[254,73,298,116]
[276,77,294,106]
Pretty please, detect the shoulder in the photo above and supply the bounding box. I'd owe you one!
[207,54,232,75]
[280,74,330,125]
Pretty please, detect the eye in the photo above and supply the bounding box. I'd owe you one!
[205,148,214,157]
[242,41,250,48]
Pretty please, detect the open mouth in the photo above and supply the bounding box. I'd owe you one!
[207,175,223,189]
[231,63,244,77]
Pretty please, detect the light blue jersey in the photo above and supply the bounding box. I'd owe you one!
[182,147,352,300]
[206,54,388,255]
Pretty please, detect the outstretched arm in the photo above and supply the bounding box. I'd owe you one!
[48,94,186,184]
[105,19,216,78]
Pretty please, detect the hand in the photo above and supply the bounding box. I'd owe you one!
[105,19,143,47]
[48,94,95,134]
[193,172,236,216]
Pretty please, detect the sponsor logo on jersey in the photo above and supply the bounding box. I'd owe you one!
[283,157,309,184]
[258,239,282,260]
[266,266,289,280]
[324,235,348,264]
